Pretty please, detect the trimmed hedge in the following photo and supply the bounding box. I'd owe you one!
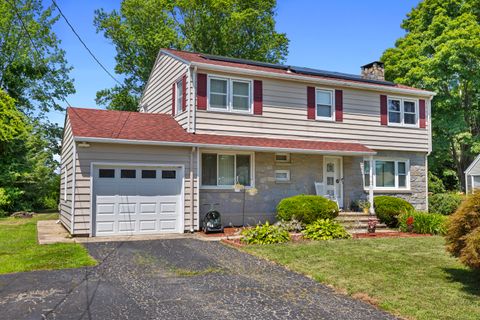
[374,196,414,227]
[428,193,463,215]
[446,192,480,269]
[276,195,338,224]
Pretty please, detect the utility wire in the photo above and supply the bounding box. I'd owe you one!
[5,0,72,107]
[51,0,123,86]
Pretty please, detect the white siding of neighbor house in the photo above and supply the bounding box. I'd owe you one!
[59,117,74,233]
[140,53,193,131]
[193,73,430,152]
[72,143,199,235]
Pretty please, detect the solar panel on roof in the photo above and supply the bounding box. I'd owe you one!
[200,53,396,86]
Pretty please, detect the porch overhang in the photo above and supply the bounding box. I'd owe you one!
[74,137,376,156]
[68,107,376,156]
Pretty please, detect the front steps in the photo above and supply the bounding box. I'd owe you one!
[336,212,390,234]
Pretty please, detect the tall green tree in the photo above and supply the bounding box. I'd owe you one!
[0,0,74,213]
[94,0,289,111]
[381,0,480,191]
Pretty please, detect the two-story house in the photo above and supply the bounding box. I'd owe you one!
[59,49,435,237]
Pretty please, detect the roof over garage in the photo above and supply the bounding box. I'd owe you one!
[67,107,376,156]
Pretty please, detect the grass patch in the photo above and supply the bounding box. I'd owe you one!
[133,251,224,277]
[243,237,480,320]
[0,214,96,274]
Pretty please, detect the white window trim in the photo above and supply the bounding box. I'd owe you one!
[387,96,419,128]
[275,153,290,163]
[175,78,183,115]
[315,88,335,122]
[207,75,253,114]
[363,157,411,191]
[275,169,290,182]
[200,150,255,189]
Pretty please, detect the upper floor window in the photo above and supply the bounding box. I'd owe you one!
[388,97,417,126]
[316,89,334,121]
[208,76,252,113]
[176,79,183,115]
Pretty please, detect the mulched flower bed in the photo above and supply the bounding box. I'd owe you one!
[353,232,432,239]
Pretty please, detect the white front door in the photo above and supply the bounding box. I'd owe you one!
[323,157,343,208]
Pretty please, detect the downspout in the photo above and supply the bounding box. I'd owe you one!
[425,155,429,212]
[192,66,198,133]
[186,64,191,132]
[189,147,195,232]
[368,156,375,215]
[71,141,77,234]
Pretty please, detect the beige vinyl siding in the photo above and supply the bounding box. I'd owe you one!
[194,74,430,152]
[140,53,193,131]
[73,143,199,235]
[59,117,74,232]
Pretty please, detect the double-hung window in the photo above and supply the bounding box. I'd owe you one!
[364,159,409,190]
[176,79,183,115]
[201,153,253,187]
[388,97,418,126]
[208,76,252,113]
[316,89,334,121]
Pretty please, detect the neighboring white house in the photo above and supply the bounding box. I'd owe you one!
[59,49,436,237]
[465,155,480,194]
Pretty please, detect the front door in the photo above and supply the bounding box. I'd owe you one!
[323,157,343,208]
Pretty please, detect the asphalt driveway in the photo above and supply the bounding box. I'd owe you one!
[0,239,397,320]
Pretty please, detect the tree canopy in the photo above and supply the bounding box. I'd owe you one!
[0,0,74,214]
[94,0,289,111]
[381,0,480,190]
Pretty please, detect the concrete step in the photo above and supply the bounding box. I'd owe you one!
[340,221,388,228]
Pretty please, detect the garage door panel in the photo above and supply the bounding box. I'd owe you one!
[118,221,136,232]
[139,220,157,231]
[96,222,115,233]
[118,203,137,214]
[93,165,183,236]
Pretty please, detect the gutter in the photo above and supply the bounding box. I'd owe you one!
[73,136,377,156]
[192,62,436,98]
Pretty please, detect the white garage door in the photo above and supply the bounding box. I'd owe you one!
[93,165,183,236]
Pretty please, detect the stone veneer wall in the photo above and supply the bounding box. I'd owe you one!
[200,150,428,226]
[200,152,323,226]
[343,150,428,211]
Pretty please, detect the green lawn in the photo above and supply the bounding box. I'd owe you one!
[244,237,480,320]
[0,213,96,274]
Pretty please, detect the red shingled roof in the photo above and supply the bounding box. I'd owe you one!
[163,49,430,93]
[67,108,374,154]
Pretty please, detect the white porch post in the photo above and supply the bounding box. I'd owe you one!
[368,156,375,215]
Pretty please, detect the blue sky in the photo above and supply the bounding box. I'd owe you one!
[47,0,420,125]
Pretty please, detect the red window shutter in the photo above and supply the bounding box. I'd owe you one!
[197,73,207,110]
[171,83,176,116]
[307,86,315,119]
[380,94,388,125]
[182,75,187,112]
[419,99,426,128]
[253,80,263,115]
[335,89,343,122]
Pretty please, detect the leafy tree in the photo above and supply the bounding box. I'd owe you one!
[0,0,74,117]
[0,0,72,213]
[0,91,60,214]
[94,0,289,111]
[381,0,480,191]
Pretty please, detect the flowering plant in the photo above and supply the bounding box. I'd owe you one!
[406,216,414,232]
[367,218,378,233]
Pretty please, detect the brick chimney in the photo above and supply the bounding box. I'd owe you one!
[361,61,385,81]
